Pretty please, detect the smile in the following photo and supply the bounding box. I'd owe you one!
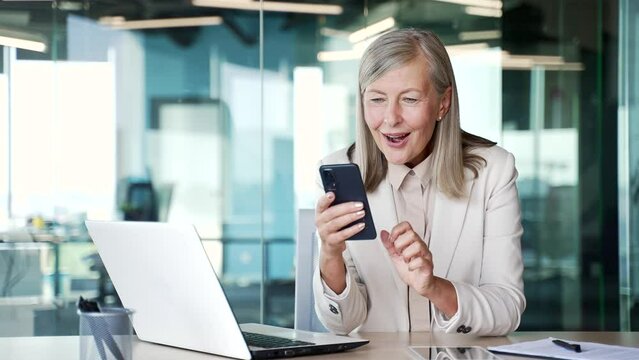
[383,132,410,147]
[384,132,409,142]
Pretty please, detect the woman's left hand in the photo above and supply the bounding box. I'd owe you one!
[380,221,436,297]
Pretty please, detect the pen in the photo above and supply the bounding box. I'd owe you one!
[552,339,582,353]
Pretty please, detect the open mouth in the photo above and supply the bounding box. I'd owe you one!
[384,133,410,143]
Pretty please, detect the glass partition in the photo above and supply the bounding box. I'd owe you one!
[0,48,7,223]
[0,0,626,337]
[280,0,619,331]
[619,0,639,331]
[0,1,268,334]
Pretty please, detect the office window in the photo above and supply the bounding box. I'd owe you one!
[10,60,116,220]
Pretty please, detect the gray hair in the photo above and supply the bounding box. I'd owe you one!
[350,28,494,198]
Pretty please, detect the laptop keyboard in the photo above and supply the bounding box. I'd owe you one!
[242,332,315,349]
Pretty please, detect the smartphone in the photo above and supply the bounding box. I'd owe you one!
[319,163,376,240]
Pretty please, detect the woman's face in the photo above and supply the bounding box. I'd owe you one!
[362,55,449,167]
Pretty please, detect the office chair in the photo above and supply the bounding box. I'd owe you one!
[119,180,158,222]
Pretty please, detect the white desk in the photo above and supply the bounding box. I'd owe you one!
[2,332,639,359]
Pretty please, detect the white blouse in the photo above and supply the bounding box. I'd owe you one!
[385,156,437,331]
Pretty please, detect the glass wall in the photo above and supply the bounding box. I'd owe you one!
[0,0,626,336]
[619,0,639,332]
[282,0,620,331]
[496,0,620,331]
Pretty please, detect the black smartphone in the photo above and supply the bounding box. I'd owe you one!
[319,163,376,240]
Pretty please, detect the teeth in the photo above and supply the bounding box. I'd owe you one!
[385,133,408,143]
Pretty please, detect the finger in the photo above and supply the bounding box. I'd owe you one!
[385,221,414,254]
[324,210,366,234]
[380,230,391,248]
[391,221,413,235]
[316,201,364,240]
[315,192,335,214]
[380,230,399,256]
[389,221,414,243]
[407,256,432,272]
[393,230,423,255]
[328,222,366,242]
[401,241,427,263]
[317,200,364,227]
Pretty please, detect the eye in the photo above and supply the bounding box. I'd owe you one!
[369,97,386,104]
[402,97,419,104]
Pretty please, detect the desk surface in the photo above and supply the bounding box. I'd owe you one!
[3,332,639,360]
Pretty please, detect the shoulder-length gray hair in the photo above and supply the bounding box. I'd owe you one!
[348,28,495,198]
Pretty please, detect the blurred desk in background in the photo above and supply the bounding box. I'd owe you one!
[0,231,297,336]
[32,231,92,299]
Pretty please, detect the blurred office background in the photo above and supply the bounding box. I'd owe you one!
[0,0,638,336]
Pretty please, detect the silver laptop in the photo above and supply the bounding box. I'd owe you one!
[85,220,368,359]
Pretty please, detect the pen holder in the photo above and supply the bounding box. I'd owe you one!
[78,308,134,360]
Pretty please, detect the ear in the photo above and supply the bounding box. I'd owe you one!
[437,86,452,120]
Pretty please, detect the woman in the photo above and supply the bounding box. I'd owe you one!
[313,29,525,336]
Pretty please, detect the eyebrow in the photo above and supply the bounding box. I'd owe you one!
[365,88,424,95]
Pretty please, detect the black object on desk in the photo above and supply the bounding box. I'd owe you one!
[77,296,125,360]
[552,339,582,353]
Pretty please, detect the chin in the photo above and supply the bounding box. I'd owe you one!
[383,152,410,165]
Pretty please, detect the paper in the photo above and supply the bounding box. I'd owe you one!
[488,337,639,360]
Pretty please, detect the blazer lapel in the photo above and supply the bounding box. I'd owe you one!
[430,172,475,278]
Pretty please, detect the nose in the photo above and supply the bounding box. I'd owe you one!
[384,100,401,127]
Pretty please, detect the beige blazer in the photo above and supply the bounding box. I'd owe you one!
[312,145,525,336]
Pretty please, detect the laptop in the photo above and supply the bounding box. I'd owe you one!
[85,220,368,359]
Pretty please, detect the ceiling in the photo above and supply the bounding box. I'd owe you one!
[0,0,366,29]
[0,0,379,50]
[0,0,564,55]
[0,0,502,32]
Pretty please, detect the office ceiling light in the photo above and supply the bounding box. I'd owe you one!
[317,49,360,62]
[0,28,46,52]
[319,27,350,38]
[58,1,84,11]
[0,35,46,52]
[459,30,501,41]
[352,34,382,52]
[433,0,502,9]
[348,17,395,43]
[318,33,383,62]
[193,0,343,15]
[99,16,223,30]
[501,53,585,71]
[465,6,502,17]
[445,42,490,54]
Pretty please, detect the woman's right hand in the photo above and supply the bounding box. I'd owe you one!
[315,192,366,259]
